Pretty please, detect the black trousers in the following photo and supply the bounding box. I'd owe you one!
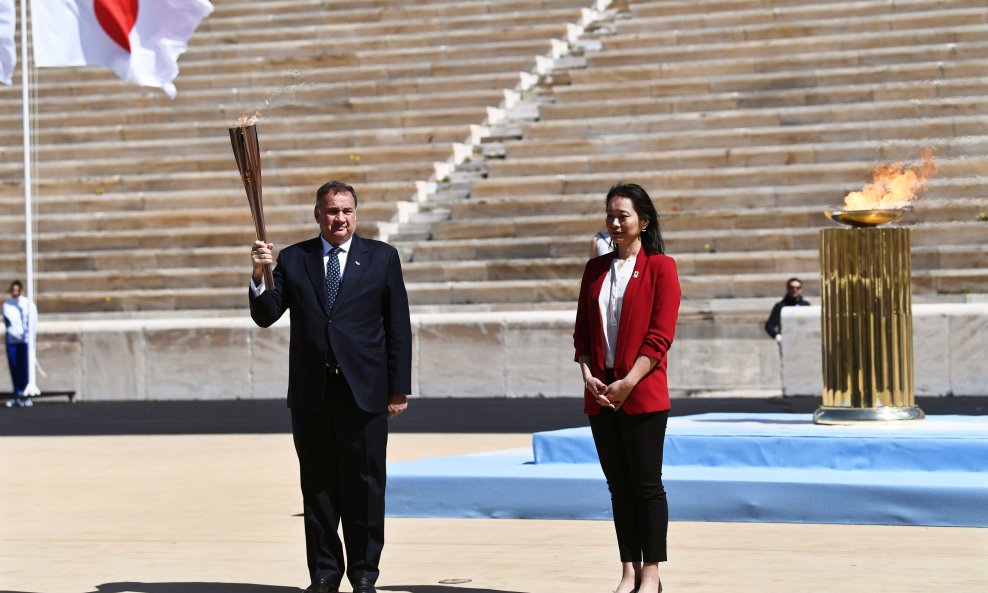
[589,395,670,563]
[291,373,388,586]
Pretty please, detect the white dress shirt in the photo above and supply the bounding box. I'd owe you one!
[598,255,636,369]
[251,235,353,296]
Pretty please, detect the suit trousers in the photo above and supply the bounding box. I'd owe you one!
[291,372,388,586]
[589,397,669,563]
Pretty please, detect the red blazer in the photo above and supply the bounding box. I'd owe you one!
[573,251,681,415]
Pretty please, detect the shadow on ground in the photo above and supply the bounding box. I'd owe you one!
[1,583,302,593]
[382,587,524,593]
[0,583,526,593]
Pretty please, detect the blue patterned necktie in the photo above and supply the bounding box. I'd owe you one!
[325,246,341,310]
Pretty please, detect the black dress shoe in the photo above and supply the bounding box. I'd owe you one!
[351,577,376,593]
[304,578,339,593]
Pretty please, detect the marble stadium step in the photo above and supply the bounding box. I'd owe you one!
[34,247,262,274]
[0,186,417,218]
[196,2,584,32]
[21,243,985,281]
[563,42,988,87]
[0,88,507,131]
[500,117,988,159]
[395,236,590,263]
[178,35,557,67]
[0,203,403,236]
[0,164,430,196]
[0,181,422,217]
[179,39,558,74]
[552,60,988,104]
[0,52,539,97]
[595,23,988,60]
[395,221,988,264]
[0,144,453,181]
[0,68,525,106]
[194,4,584,35]
[0,111,481,150]
[5,45,539,91]
[11,8,579,84]
[484,137,988,179]
[520,96,988,141]
[33,268,982,315]
[208,0,576,19]
[33,287,248,313]
[582,39,988,79]
[0,102,489,140]
[0,126,469,166]
[0,223,385,255]
[467,157,988,198]
[540,78,988,122]
[602,5,988,47]
[445,183,988,220]
[620,0,988,33]
[21,226,983,281]
[430,200,988,242]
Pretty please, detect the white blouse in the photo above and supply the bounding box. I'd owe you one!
[598,255,636,369]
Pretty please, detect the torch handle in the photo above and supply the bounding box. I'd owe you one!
[262,262,275,290]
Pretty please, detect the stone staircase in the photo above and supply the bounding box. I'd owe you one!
[394,0,988,313]
[0,0,592,313]
[0,0,985,317]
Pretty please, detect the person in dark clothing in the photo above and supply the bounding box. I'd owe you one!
[765,278,810,341]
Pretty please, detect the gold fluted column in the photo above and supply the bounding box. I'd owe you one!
[815,227,924,424]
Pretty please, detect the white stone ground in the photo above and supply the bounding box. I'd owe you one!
[1,433,986,593]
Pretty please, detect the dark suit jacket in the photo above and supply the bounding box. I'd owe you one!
[573,251,681,416]
[249,234,413,413]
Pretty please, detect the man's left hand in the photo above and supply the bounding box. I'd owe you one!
[387,393,408,418]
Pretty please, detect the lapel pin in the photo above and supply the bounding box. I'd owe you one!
[355,261,361,266]
[633,271,639,278]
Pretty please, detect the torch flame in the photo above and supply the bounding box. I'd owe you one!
[843,148,937,211]
[238,110,262,127]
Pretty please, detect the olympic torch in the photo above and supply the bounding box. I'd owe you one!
[229,113,274,289]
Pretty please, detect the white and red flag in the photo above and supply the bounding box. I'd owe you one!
[30,0,213,97]
[0,0,15,85]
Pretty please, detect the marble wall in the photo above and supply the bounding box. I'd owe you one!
[5,305,981,400]
[781,304,988,396]
[1,311,785,400]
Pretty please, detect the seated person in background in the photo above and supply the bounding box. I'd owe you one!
[765,277,810,342]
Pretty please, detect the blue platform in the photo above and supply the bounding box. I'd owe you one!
[386,414,988,527]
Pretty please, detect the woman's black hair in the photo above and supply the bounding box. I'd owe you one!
[605,182,665,254]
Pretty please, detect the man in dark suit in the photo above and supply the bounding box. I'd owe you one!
[249,180,412,593]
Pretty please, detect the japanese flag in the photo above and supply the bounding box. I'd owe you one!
[30,0,213,98]
[0,0,14,85]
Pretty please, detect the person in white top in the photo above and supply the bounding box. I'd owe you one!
[4,281,38,408]
[590,229,613,258]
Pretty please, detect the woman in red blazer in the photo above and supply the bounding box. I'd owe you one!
[573,183,681,593]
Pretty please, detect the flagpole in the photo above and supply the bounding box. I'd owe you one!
[20,0,39,395]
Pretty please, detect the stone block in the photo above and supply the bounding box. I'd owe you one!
[80,330,147,401]
[250,323,291,400]
[504,319,579,397]
[669,322,773,392]
[36,332,83,397]
[146,327,250,400]
[783,305,988,398]
[415,317,505,397]
[913,310,950,396]
[949,308,988,396]
[781,307,822,397]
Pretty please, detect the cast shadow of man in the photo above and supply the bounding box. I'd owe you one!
[1,583,526,593]
[0,583,302,593]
